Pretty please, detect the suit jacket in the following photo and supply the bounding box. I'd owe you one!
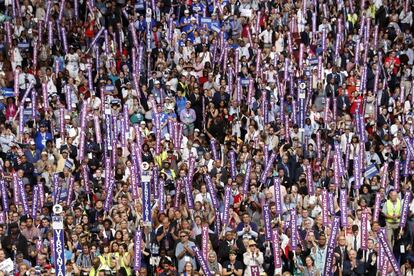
[334,246,350,266]
[357,249,377,275]
[343,259,365,276]
[337,94,351,115]
[115,77,129,93]
[325,83,339,97]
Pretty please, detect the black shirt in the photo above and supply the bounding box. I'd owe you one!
[222,260,243,276]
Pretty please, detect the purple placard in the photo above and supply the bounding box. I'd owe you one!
[373,192,381,222]
[360,211,368,250]
[201,225,209,260]
[251,266,260,276]
[322,189,328,225]
[183,177,194,209]
[38,182,44,208]
[272,229,282,268]
[89,27,105,50]
[274,177,283,215]
[354,153,362,189]
[400,191,412,228]
[192,246,213,276]
[104,178,115,212]
[222,185,232,226]
[260,152,276,183]
[290,209,297,250]
[0,179,8,212]
[31,186,38,220]
[340,189,348,227]
[82,165,90,194]
[243,160,252,194]
[61,27,68,54]
[377,229,402,275]
[133,229,142,272]
[158,179,165,213]
[94,115,102,144]
[204,174,219,209]
[262,204,272,241]
[394,160,400,191]
[229,151,237,180]
[323,216,340,275]
[316,132,322,161]
[174,179,181,210]
[306,165,314,195]
[66,176,74,207]
[380,162,388,189]
[152,166,159,199]
[210,138,219,161]
[18,178,29,215]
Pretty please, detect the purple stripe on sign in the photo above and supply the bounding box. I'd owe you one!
[262,204,272,241]
[104,178,115,212]
[250,266,260,276]
[134,229,142,272]
[400,191,412,228]
[210,138,219,161]
[13,173,20,206]
[394,160,400,191]
[323,216,340,276]
[38,182,44,208]
[222,185,232,226]
[18,178,29,215]
[260,152,276,183]
[243,160,252,194]
[94,115,102,144]
[183,177,194,209]
[0,179,8,212]
[31,186,39,220]
[373,192,381,222]
[82,165,90,194]
[306,165,314,195]
[89,28,105,50]
[229,151,237,180]
[159,179,165,213]
[201,226,209,260]
[360,211,368,250]
[61,27,68,54]
[322,189,329,225]
[187,156,196,187]
[152,166,159,199]
[380,162,388,189]
[377,229,402,275]
[340,189,348,227]
[290,209,297,250]
[192,246,213,276]
[174,179,181,210]
[204,174,219,209]
[66,177,74,207]
[274,177,283,215]
[247,78,253,105]
[272,229,282,268]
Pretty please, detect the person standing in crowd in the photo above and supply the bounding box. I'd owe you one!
[0,0,412,275]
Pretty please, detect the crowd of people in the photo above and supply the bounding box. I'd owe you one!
[0,0,413,275]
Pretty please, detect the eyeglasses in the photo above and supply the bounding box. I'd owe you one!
[180,235,187,238]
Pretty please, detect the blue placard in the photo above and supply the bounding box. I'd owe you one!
[18,43,30,49]
[1,88,14,97]
[105,85,115,93]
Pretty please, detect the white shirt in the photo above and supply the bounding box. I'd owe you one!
[258,29,273,44]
